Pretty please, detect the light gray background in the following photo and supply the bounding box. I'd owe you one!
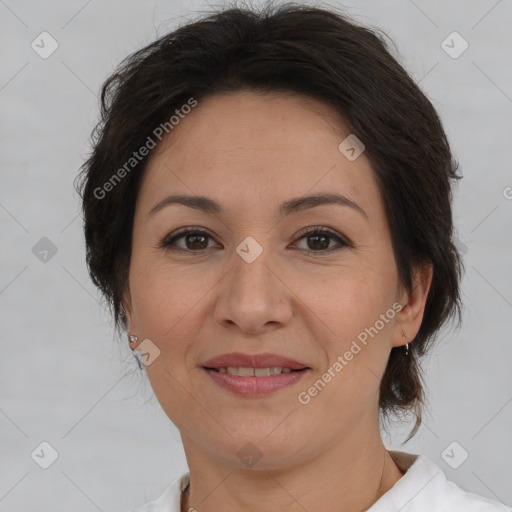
[1,0,511,510]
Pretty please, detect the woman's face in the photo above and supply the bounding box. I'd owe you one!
[124,91,428,469]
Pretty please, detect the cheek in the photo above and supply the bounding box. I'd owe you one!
[303,265,398,401]
[128,259,225,359]
[128,264,211,422]
[129,250,398,350]
[301,265,397,340]
[298,282,397,426]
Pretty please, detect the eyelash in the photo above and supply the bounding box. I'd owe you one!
[159,225,350,256]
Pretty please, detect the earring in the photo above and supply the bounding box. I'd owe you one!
[401,330,409,356]
[128,334,139,349]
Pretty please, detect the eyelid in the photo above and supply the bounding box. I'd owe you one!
[291,225,351,254]
[160,226,218,250]
[159,225,351,253]
[294,225,351,245]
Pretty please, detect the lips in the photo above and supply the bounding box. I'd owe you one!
[202,352,310,371]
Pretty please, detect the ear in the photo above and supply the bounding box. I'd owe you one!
[122,284,138,335]
[392,261,433,348]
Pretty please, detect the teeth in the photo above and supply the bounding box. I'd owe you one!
[218,366,294,376]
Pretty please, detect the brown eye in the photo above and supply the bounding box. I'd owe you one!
[306,233,330,251]
[293,226,349,254]
[161,228,217,252]
[184,233,209,250]
[160,226,349,255]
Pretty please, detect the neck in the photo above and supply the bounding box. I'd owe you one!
[180,424,404,512]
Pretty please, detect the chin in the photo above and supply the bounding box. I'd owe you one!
[204,427,310,471]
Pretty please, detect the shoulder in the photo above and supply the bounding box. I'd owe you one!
[125,455,511,512]
[416,469,511,511]
[129,472,190,512]
[370,451,511,512]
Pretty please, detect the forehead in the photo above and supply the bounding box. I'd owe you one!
[138,91,382,220]
[154,90,350,161]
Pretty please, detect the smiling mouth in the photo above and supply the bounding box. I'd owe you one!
[203,366,308,376]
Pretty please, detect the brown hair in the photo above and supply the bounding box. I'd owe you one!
[76,0,463,441]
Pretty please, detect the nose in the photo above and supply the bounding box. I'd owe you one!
[213,241,294,335]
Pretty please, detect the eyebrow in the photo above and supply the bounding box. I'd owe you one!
[148,192,368,220]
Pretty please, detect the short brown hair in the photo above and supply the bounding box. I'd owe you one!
[76,0,463,441]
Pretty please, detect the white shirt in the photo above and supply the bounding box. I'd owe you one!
[131,450,511,511]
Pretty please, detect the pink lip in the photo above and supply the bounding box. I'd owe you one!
[202,352,309,370]
[203,367,310,396]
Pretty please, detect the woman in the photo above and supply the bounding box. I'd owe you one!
[77,2,510,511]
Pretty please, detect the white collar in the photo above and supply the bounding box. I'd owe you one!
[133,450,509,511]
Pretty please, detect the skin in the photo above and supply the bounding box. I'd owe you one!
[123,90,433,512]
